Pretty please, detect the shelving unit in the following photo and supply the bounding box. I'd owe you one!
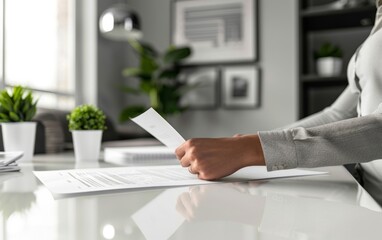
[298,0,376,118]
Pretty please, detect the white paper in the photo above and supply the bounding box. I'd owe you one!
[130,108,185,150]
[33,166,326,198]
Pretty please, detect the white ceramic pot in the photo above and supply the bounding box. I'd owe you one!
[1,122,37,162]
[72,130,103,162]
[316,57,343,76]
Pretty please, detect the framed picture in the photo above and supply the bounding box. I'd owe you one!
[179,67,219,109]
[222,66,260,108]
[171,0,257,64]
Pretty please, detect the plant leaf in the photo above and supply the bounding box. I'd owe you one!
[127,39,158,57]
[163,47,192,64]
[122,68,152,80]
[0,113,10,121]
[9,112,20,122]
[140,54,158,74]
[122,68,143,77]
[127,38,143,54]
[158,68,180,79]
[140,81,154,94]
[140,42,158,57]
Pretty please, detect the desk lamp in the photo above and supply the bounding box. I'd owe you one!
[99,3,142,41]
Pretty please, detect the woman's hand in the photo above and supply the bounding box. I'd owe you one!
[175,134,265,180]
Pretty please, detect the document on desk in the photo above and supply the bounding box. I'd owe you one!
[33,165,326,198]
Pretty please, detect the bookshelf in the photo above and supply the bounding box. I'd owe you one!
[298,0,376,117]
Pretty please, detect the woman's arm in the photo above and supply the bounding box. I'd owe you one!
[175,86,359,179]
[259,112,382,171]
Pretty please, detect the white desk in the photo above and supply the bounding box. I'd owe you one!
[1,152,382,240]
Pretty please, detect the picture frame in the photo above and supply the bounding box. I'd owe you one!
[179,67,219,109]
[171,0,257,64]
[222,66,260,108]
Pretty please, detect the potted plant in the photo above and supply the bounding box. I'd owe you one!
[120,39,192,121]
[0,86,38,162]
[314,42,343,76]
[67,105,106,162]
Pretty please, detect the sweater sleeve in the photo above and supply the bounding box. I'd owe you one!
[259,113,382,171]
[257,86,374,171]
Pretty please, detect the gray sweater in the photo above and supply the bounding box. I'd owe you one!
[258,1,382,204]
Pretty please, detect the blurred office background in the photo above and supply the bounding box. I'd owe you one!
[0,0,375,139]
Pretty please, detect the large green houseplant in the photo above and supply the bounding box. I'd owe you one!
[0,86,38,162]
[120,39,192,122]
[67,104,106,162]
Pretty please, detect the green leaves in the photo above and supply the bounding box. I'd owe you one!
[67,105,107,130]
[314,42,343,59]
[158,68,180,79]
[163,46,192,64]
[120,40,193,122]
[0,86,38,122]
[140,55,158,74]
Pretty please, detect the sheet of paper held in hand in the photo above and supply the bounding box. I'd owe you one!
[33,108,326,198]
[130,107,186,150]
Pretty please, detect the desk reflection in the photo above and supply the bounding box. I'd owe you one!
[1,164,382,240]
[172,181,382,240]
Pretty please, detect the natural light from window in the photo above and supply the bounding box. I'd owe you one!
[4,0,75,110]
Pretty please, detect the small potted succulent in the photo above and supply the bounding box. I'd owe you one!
[314,42,343,76]
[0,86,38,162]
[67,104,106,162]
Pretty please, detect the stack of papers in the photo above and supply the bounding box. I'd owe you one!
[0,151,23,173]
[104,146,178,165]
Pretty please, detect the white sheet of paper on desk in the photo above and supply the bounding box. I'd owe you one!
[130,108,185,150]
[33,166,326,198]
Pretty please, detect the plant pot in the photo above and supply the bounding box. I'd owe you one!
[72,130,103,162]
[316,57,343,76]
[1,122,37,162]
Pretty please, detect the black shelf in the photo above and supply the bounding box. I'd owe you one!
[298,0,374,118]
[302,5,376,30]
[301,5,375,17]
[301,74,348,83]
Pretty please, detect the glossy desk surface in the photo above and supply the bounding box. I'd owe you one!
[1,152,382,240]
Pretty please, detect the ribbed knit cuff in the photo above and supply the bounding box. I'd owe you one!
[258,130,298,171]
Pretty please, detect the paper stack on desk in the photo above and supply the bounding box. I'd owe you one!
[103,108,184,166]
[104,146,178,165]
[0,151,23,173]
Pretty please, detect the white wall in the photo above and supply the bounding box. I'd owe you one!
[97,0,128,123]
[102,0,299,138]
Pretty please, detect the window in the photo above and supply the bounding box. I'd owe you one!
[1,0,75,110]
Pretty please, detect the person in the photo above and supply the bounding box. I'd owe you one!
[175,0,382,205]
